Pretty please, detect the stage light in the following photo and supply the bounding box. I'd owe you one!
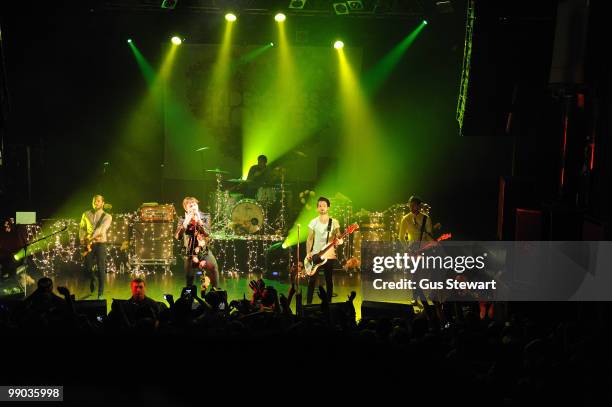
[269,42,274,46]
[347,1,363,10]
[334,40,344,49]
[275,13,286,22]
[13,250,23,262]
[161,0,178,9]
[127,38,132,43]
[423,19,428,25]
[171,36,182,45]
[435,0,454,14]
[225,13,237,22]
[289,0,306,9]
[333,2,349,15]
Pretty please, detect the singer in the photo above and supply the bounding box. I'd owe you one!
[175,196,219,289]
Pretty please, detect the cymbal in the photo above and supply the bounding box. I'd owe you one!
[206,168,229,174]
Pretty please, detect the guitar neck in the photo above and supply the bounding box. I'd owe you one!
[411,234,451,253]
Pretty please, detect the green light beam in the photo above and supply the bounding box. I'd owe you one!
[363,20,427,95]
[128,41,156,86]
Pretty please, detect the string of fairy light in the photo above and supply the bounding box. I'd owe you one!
[20,213,285,277]
[211,234,283,275]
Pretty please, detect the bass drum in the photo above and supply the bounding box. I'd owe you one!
[230,199,264,235]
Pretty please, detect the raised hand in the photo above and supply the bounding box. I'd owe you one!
[190,285,199,298]
[248,280,258,292]
[57,286,70,297]
[348,291,356,302]
[257,279,266,292]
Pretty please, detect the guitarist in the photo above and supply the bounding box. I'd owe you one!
[79,194,112,299]
[305,197,343,304]
[398,195,433,305]
[398,195,433,245]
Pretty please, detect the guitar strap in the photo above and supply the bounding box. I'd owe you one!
[326,217,333,244]
[418,214,428,242]
[92,212,106,237]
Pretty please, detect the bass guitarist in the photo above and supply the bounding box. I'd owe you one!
[79,194,112,299]
[398,195,433,305]
[305,197,343,304]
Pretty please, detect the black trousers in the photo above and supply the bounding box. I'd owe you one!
[306,258,337,304]
[183,252,219,289]
[84,243,106,296]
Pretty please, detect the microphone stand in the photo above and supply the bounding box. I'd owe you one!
[295,224,302,316]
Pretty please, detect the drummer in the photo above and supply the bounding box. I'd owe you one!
[245,154,271,198]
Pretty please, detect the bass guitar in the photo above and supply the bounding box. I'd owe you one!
[304,223,359,276]
[81,236,98,257]
[408,233,452,257]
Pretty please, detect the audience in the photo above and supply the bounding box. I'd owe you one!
[0,276,607,403]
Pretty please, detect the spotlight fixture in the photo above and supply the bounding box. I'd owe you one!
[288,0,306,9]
[333,2,349,15]
[171,36,182,45]
[161,0,177,10]
[225,13,237,22]
[334,40,344,49]
[347,1,364,10]
[435,1,454,14]
[275,13,286,22]
[127,38,133,43]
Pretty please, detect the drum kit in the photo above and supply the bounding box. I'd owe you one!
[204,167,288,237]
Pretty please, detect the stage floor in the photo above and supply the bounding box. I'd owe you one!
[38,266,413,320]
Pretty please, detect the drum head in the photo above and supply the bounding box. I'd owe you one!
[231,199,264,234]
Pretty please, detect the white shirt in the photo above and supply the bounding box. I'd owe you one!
[308,217,340,254]
[79,209,112,243]
[399,212,432,243]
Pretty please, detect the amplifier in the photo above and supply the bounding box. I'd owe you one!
[139,204,176,222]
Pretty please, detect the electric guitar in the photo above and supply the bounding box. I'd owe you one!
[408,233,452,257]
[81,236,99,257]
[81,208,110,257]
[304,223,359,276]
